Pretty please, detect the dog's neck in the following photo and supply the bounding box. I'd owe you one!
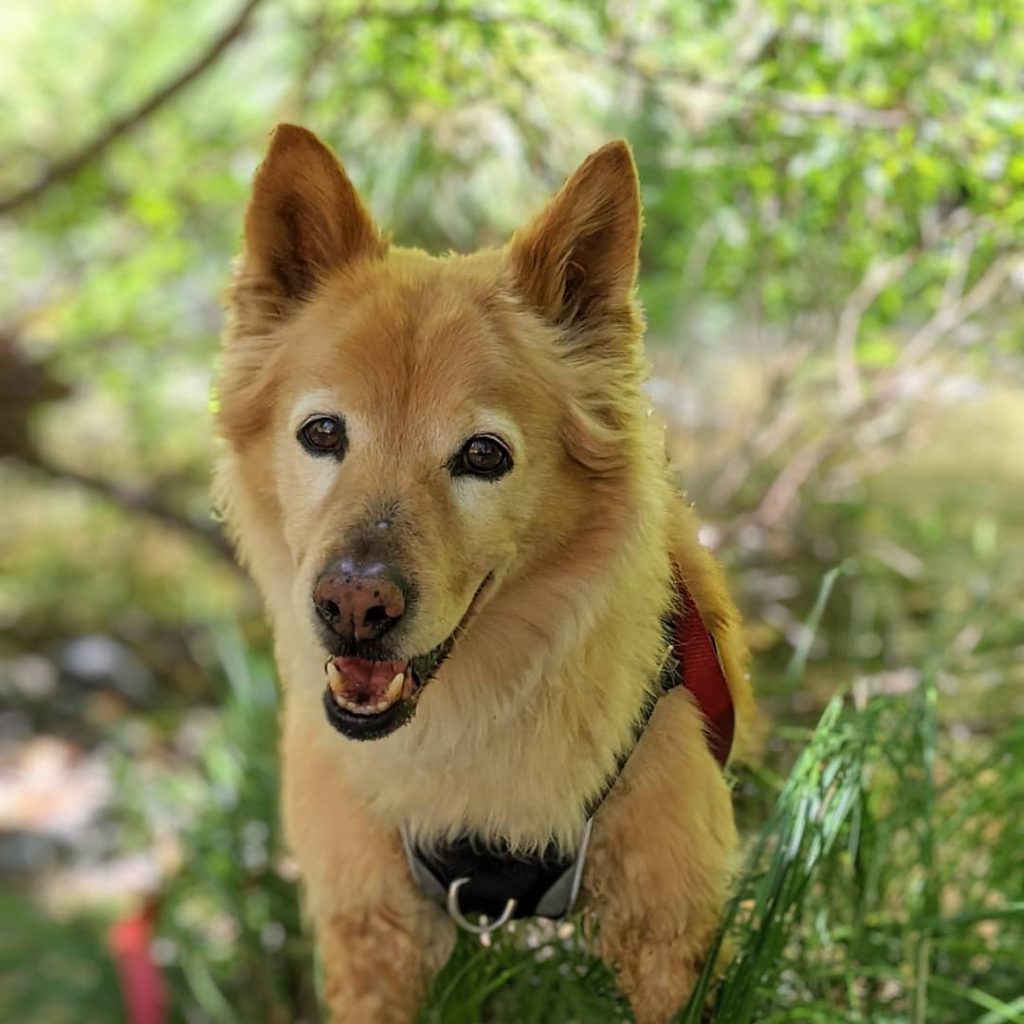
[278,509,674,854]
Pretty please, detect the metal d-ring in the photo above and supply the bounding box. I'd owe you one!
[446,877,517,935]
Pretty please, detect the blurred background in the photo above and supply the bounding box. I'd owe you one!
[1,1,1022,1021]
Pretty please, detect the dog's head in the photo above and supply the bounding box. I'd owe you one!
[216,125,653,741]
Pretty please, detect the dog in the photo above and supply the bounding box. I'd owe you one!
[213,124,756,1023]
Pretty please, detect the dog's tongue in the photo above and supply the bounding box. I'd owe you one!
[328,656,408,706]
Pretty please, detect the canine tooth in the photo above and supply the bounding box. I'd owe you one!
[325,661,345,696]
[385,673,404,702]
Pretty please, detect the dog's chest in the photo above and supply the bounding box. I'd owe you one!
[327,677,627,849]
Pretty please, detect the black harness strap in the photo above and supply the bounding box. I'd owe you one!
[405,833,579,922]
[406,628,681,924]
[403,574,735,929]
[582,638,682,819]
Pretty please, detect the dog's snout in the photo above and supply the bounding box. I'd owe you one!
[313,559,408,641]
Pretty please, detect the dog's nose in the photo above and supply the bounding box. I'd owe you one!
[313,559,408,641]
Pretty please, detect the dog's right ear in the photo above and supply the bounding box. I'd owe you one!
[233,124,385,328]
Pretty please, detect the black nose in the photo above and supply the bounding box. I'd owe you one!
[313,559,409,641]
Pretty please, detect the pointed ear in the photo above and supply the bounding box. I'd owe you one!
[505,140,641,334]
[236,124,385,323]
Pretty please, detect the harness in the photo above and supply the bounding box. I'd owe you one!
[401,572,736,935]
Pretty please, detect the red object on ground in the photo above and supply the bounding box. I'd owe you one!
[109,900,165,1024]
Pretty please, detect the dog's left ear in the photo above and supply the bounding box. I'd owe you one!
[505,141,641,338]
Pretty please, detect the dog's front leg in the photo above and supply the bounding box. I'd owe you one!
[309,898,452,1024]
[582,695,738,1024]
[282,713,455,1023]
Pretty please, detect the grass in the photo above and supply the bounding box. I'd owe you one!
[6,614,1021,1022]
[0,892,123,1023]
[414,686,1023,1024]
[139,617,1021,1023]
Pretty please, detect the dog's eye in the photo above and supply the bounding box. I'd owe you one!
[299,415,347,457]
[452,435,512,480]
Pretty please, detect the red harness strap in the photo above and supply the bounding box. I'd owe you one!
[404,574,740,929]
[673,579,736,766]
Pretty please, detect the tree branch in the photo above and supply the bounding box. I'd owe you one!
[753,250,1020,529]
[834,252,917,407]
[896,252,1017,368]
[11,451,236,563]
[361,6,912,130]
[288,4,914,131]
[0,0,266,215]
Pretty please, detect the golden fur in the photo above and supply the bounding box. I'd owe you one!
[214,124,756,1023]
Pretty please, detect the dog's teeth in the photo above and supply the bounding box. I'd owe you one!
[330,691,396,716]
[325,661,345,696]
[339,696,371,715]
[385,673,404,703]
[325,667,404,717]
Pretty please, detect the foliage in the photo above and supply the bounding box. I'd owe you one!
[137,634,314,1023]
[687,689,1024,1024]
[2,1,1023,1022]
[0,892,123,1023]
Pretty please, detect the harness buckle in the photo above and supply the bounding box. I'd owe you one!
[446,877,517,935]
[399,819,594,932]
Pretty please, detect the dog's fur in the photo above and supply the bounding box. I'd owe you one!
[214,124,756,1023]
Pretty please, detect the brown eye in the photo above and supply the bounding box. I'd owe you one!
[453,434,512,480]
[299,415,347,457]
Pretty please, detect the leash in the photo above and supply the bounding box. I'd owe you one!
[402,571,735,934]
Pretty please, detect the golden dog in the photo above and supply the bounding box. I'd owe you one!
[214,124,756,1023]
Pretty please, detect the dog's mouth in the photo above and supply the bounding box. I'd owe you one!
[321,573,494,741]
